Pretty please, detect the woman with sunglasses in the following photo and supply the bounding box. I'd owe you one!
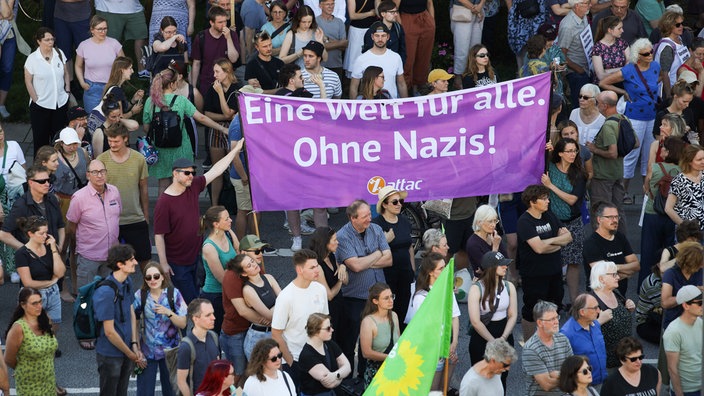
[467,250,517,391]
[229,253,280,359]
[462,44,497,89]
[360,282,400,387]
[4,287,64,396]
[299,313,351,395]
[600,38,661,200]
[195,360,236,396]
[133,261,188,396]
[558,355,599,396]
[589,260,635,368]
[243,338,295,395]
[652,80,698,146]
[541,137,587,303]
[601,337,661,396]
[405,253,460,391]
[654,11,688,100]
[568,84,604,145]
[372,187,413,327]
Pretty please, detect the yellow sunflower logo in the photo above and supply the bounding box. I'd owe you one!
[367,340,426,395]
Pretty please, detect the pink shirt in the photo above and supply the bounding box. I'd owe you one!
[66,183,121,261]
[76,37,122,83]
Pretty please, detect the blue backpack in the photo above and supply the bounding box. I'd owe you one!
[73,276,122,340]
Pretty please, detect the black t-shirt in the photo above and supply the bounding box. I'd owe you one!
[516,211,564,277]
[600,364,659,396]
[204,83,239,115]
[298,341,342,394]
[462,70,498,89]
[372,215,413,273]
[15,245,54,282]
[582,231,634,283]
[244,56,284,90]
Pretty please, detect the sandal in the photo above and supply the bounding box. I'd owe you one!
[56,385,67,396]
[623,195,634,205]
[79,340,95,350]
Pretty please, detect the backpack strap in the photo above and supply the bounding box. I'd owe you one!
[97,279,124,323]
[167,287,175,312]
[207,330,220,357]
[281,370,293,396]
[182,336,196,391]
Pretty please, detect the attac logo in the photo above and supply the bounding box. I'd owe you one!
[367,176,423,195]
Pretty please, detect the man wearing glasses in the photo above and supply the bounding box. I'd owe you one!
[583,201,640,294]
[591,0,647,45]
[66,160,122,289]
[522,301,574,395]
[560,294,608,387]
[663,285,702,396]
[0,165,65,279]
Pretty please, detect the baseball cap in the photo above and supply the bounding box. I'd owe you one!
[676,285,703,305]
[480,251,513,270]
[172,158,197,170]
[240,235,270,251]
[302,40,325,58]
[428,69,454,83]
[67,106,88,121]
[55,127,81,145]
[370,21,390,35]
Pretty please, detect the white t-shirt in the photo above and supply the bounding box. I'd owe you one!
[271,281,328,361]
[243,371,295,396]
[24,49,70,109]
[405,288,461,324]
[569,108,606,145]
[351,49,404,98]
[0,141,26,175]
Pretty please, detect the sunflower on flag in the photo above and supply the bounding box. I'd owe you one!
[363,259,455,396]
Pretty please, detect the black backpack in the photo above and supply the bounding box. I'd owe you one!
[607,115,639,157]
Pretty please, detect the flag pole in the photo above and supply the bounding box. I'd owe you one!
[442,358,449,395]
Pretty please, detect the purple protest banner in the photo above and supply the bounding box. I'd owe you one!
[238,73,551,211]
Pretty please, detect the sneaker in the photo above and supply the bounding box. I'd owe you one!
[291,236,302,252]
[0,106,10,118]
[137,70,151,79]
[262,245,278,256]
[300,223,316,235]
[10,271,20,284]
[283,221,290,232]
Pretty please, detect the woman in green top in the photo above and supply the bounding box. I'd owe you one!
[4,287,63,396]
[359,282,400,387]
[143,68,230,196]
[200,205,240,334]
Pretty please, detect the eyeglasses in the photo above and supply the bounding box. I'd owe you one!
[321,326,333,332]
[639,50,654,56]
[580,366,593,375]
[176,170,196,176]
[476,53,489,58]
[584,305,601,310]
[605,272,619,278]
[381,294,396,301]
[563,149,579,154]
[144,273,161,281]
[625,354,645,362]
[501,361,511,368]
[579,95,593,100]
[675,22,683,27]
[89,169,108,176]
[538,315,560,322]
[686,299,703,306]
[600,215,620,220]
[388,199,404,206]
[94,27,108,32]
[611,4,628,10]
[485,218,500,224]
[269,352,283,362]
[271,10,286,14]
[246,249,264,255]
[384,9,399,13]
[30,178,51,184]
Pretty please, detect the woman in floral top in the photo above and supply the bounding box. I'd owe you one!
[592,16,629,83]
[134,262,188,396]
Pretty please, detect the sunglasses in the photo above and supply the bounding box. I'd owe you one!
[501,361,511,368]
[388,199,404,206]
[675,22,683,27]
[639,50,654,56]
[476,53,489,58]
[579,95,593,100]
[269,352,283,362]
[30,178,51,184]
[580,366,593,375]
[686,299,703,306]
[176,170,196,176]
[247,249,264,255]
[144,273,161,281]
[321,326,333,332]
[625,355,645,362]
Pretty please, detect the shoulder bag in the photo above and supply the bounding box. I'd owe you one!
[148,95,182,148]
[0,143,7,194]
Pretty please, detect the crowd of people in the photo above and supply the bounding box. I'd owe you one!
[0,0,701,394]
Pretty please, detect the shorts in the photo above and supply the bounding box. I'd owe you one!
[76,254,110,290]
[119,221,152,262]
[231,178,252,211]
[97,11,148,41]
[208,126,229,149]
[37,283,62,324]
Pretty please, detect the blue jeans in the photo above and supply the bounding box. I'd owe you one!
[639,212,675,285]
[171,256,199,304]
[38,283,62,324]
[137,358,174,396]
[566,71,591,110]
[670,390,700,396]
[244,327,271,360]
[83,79,105,113]
[220,330,247,375]
[0,36,16,91]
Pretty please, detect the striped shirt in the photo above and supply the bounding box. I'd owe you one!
[636,273,662,325]
[302,67,342,99]
[522,332,573,396]
[336,221,390,299]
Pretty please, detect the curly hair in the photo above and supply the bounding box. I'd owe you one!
[675,241,704,275]
[245,338,280,381]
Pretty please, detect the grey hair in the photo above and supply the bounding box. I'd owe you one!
[422,228,445,251]
[580,83,601,98]
[567,0,582,7]
[484,339,517,363]
[629,38,653,64]
[665,4,683,14]
[533,300,558,321]
[472,204,499,231]
[589,260,618,290]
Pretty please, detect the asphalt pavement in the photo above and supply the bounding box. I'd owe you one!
[0,121,658,395]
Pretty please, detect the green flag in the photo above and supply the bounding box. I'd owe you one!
[363,258,455,396]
